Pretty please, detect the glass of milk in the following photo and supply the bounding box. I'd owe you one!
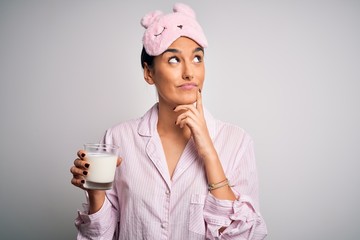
[83,143,119,190]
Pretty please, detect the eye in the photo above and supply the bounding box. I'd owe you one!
[193,55,202,63]
[168,56,180,63]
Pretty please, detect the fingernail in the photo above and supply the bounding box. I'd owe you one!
[81,153,86,158]
[199,88,202,93]
[173,107,176,110]
[81,180,85,184]
[83,171,88,175]
[85,163,90,168]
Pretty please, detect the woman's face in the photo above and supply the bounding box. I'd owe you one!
[144,37,205,108]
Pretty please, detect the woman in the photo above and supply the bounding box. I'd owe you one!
[70,3,267,239]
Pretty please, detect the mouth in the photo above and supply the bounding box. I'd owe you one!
[177,83,198,90]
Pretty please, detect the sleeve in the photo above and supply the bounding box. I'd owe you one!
[203,139,268,240]
[75,192,119,240]
[74,129,120,239]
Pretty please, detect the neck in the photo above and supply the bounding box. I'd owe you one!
[156,102,191,139]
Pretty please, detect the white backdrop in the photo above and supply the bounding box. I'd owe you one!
[1,0,359,239]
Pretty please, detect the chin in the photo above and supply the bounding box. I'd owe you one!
[180,98,196,105]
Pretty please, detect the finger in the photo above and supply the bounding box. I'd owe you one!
[174,104,198,115]
[175,111,191,126]
[196,88,203,114]
[176,109,198,126]
[77,150,86,160]
[73,158,90,169]
[179,115,197,129]
[71,177,85,187]
[70,166,89,177]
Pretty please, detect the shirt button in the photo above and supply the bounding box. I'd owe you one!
[161,223,168,229]
[165,190,170,195]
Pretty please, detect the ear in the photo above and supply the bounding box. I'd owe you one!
[143,62,155,85]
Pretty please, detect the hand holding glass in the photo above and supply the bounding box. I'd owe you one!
[83,143,119,190]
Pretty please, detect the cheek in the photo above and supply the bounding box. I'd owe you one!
[156,68,180,85]
[153,75,172,92]
[197,66,205,82]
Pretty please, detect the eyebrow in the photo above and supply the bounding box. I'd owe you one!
[194,47,204,53]
[163,47,204,54]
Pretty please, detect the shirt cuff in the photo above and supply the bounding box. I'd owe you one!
[203,192,260,237]
[204,193,234,226]
[75,197,112,237]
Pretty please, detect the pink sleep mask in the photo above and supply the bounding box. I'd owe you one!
[141,3,208,56]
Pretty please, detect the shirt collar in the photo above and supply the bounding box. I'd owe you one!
[138,102,216,140]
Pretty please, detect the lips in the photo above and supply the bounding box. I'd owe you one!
[178,83,198,90]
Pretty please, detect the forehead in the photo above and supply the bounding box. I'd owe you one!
[166,37,202,52]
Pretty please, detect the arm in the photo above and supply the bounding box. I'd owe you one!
[203,140,267,239]
[71,137,121,239]
[75,191,119,239]
[174,90,267,239]
[174,90,236,201]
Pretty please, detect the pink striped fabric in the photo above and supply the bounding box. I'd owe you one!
[75,103,267,239]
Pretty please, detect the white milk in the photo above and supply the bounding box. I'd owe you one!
[85,152,117,183]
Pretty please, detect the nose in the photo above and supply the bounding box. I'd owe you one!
[182,61,194,80]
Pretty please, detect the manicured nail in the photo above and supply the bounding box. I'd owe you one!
[81,153,86,158]
[199,88,202,93]
[85,163,90,168]
[83,171,88,175]
[173,107,176,110]
[81,180,85,184]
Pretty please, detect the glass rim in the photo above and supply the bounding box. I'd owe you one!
[84,143,119,150]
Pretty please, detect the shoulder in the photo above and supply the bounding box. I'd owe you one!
[100,117,142,147]
[103,104,158,140]
[216,119,252,138]
[104,117,141,138]
[213,119,254,149]
[204,108,254,148]
[216,120,247,135]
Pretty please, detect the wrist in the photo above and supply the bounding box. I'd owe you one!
[87,189,105,197]
[200,147,219,163]
[87,190,106,214]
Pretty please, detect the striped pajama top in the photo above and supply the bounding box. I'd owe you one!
[75,103,267,240]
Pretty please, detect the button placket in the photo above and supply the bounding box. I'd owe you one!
[161,187,171,239]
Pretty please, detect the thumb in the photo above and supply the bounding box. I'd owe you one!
[116,157,122,167]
